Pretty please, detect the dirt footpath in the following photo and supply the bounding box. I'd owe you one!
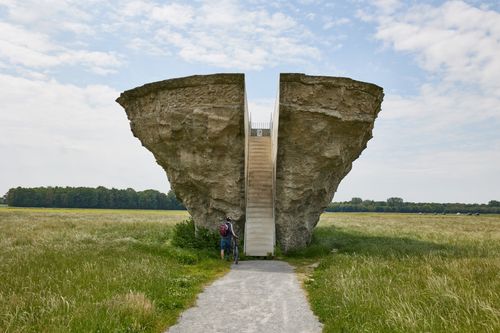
[166,260,323,333]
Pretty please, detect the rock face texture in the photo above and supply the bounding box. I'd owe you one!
[275,74,384,252]
[117,73,383,253]
[116,74,246,231]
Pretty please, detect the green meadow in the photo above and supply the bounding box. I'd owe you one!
[0,207,228,332]
[288,213,500,333]
[1,208,499,332]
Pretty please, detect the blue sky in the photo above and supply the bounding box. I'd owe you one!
[1,0,499,203]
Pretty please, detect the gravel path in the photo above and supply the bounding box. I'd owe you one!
[166,260,323,333]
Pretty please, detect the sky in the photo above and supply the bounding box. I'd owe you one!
[0,0,499,204]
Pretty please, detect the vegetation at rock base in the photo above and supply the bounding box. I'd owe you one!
[287,213,500,333]
[327,197,500,214]
[0,207,229,332]
[171,218,220,251]
[5,186,185,210]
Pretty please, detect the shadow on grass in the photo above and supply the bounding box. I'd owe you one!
[286,226,468,259]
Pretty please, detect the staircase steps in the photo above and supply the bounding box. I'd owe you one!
[245,136,275,256]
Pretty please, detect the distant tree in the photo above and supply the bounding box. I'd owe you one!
[125,188,138,209]
[325,197,500,214]
[5,186,187,210]
[488,200,500,207]
[387,197,404,206]
[350,197,363,205]
[166,190,186,210]
[138,189,160,209]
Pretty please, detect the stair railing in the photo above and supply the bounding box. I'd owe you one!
[269,90,279,254]
[244,94,251,254]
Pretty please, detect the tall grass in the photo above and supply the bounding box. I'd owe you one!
[288,213,500,332]
[0,207,228,332]
[3,208,499,332]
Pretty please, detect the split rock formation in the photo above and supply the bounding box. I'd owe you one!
[117,73,383,252]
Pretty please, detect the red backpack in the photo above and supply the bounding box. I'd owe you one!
[219,222,229,237]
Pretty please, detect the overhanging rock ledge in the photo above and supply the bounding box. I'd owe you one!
[116,74,246,232]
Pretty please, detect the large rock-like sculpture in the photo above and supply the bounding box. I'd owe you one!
[116,73,383,253]
[275,74,384,251]
[116,74,246,231]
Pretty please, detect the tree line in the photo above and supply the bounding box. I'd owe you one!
[3,188,500,214]
[4,186,186,210]
[327,197,500,214]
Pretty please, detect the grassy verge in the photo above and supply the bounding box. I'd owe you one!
[286,213,500,333]
[0,207,229,332]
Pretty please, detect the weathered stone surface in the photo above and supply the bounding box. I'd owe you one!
[116,74,246,231]
[275,73,383,252]
[117,73,383,252]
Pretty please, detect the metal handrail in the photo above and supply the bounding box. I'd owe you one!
[244,100,251,254]
[251,121,271,130]
[270,91,279,254]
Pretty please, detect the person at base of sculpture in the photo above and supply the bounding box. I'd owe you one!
[220,217,238,260]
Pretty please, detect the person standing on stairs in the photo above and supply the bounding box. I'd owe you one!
[220,217,238,260]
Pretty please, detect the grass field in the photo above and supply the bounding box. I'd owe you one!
[0,207,229,333]
[2,208,499,332]
[288,213,500,333]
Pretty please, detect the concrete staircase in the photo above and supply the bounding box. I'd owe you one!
[245,136,275,256]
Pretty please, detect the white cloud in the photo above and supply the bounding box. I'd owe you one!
[373,0,401,14]
[1,0,320,71]
[335,144,500,203]
[117,0,320,70]
[336,1,500,203]
[128,38,170,56]
[59,50,123,74]
[0,74,168,194]
[335,86,500,203]
[60,21,95,35]
[0,0,93,32]
[322,17,350,30]
[150,3,194,25]
[374,1,500,95]
[0,21,123,75]
[368,1,500,132]
[119,1,148,15]
[248,98,275,123]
